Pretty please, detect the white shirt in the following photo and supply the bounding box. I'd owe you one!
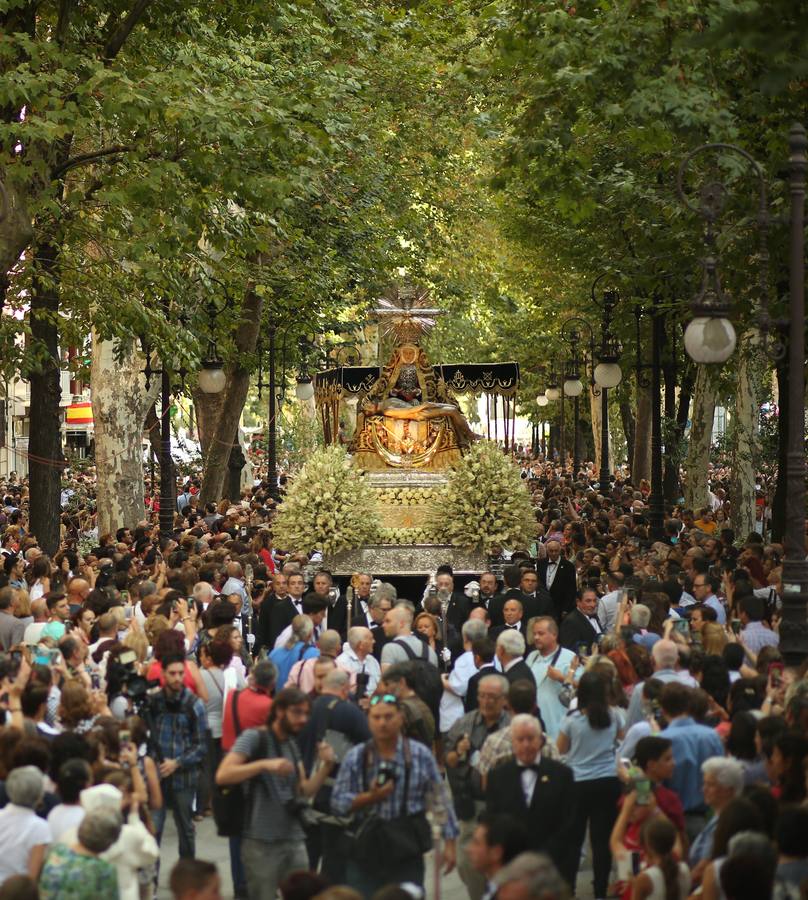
[545,561,559,588]
[335,647,381,696]
[46,804,85,843]
[23,622,47,645]
[597,590,622,632]
[518,762,538,805]
[0,804,51,882]
[439,649,478,733]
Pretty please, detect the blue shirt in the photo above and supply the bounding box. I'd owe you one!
[150,688,208,791]
[660,717,724,813]
[332,736,459,839]
[740,621,779,655]
[689,815,718,866]
[558,708,623,781]
[704,594,726,625]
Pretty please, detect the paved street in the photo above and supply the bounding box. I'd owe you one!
[157,816,596,900]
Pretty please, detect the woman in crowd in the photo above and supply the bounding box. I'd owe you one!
[38,808,121,899]
[0,766,51,882]
[630,817,691,899]
[270,614,318,687]
[558,670,626,899]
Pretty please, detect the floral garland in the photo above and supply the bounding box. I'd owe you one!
[271,445,381,555]
[426,441,536,555]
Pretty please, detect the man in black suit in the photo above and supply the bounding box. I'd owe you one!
[465,637,498,712]
[536,540,578,621]
[519,568,555,620]
[495,629,536,690]
[489,598,528,643]
[472,571,501,616]
[488,565,524,628]
[267,570,306,648]
[485,714,577,887]
[347,572,373,624]
[558,587,604,654]
[312,569,348,639]
[254,571,289,655]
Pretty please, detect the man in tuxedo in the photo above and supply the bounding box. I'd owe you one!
[495,630,536,690]
[347,572,373,624]
[351,590,394,661]
[518,568,555,621]
[485,715,576,887]
[488,566,524,628]
[473,571,501,615]
[490,599,528,643]
[267,571,306,647]
[536,540,578,621]
[558,587,604,654]
[312,569,347,639]
[254,571,289,656]
[431,570,471,632]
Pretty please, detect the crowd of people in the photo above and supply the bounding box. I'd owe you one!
[0,457,802,900]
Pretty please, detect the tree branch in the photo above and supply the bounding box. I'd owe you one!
[51,144,132,178]
[102,0,153,61]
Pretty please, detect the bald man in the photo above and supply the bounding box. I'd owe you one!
[380,605,438,670]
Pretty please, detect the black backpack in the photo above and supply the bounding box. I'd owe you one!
[393,638,442,723]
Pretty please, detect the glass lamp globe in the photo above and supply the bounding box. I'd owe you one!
[545,386,560,402]
[594,361,623,388]
[295,377,315,402]
[536,394,549,407]
[684,316,737,364]
[198,363,226,394]
[563,378,584,397]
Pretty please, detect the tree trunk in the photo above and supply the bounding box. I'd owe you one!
[590,388,611,474]
[91,333,157,535]
[730,330,762,542]
[619,396,635,471]
[684,364,717,511]
[632,383,652,484]
[28,234,64,555]
[198,282,264,505]
[0,176,34,280]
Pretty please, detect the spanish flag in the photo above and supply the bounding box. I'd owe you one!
[65,402,93,425]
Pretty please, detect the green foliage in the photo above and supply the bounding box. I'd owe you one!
[427,441,535,554]
[271,446,380,555]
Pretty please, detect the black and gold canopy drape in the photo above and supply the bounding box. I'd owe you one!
[314,362,521,449]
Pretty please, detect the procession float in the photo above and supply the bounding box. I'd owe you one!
[272,286,535,579]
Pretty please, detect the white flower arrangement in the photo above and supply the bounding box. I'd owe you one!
[272,445,381,555]
[426,441,536,555]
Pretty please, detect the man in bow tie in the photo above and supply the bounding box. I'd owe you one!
[536,540,577,621]
[489,599,527,642]
[484,715,576,888]
[558,587,604,653]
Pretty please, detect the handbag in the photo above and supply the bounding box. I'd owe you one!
[346,738,432,866]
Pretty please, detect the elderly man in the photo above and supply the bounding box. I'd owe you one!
[221,561,250,624]
[286,629,342,693]
[0,587,23,651]
[525,616,577,741]
[348,573,374,624]
[433,569,471,631]
[336,626,381,697]
[485,715,576,887]
[536,540,577,620]
[689,757,745,870]
[490,599,527,642]
[495,630,535,689]
[440,618,489,734]
[626,638,698,727]
[23,598,48,645]
[493,852,569,900]
[65,577,90,616]
[691,573,726,624]
[446,673,511,900]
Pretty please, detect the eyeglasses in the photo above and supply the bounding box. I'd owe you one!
[369,693,399,707]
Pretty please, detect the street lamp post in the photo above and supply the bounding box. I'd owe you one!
[677,123,808,663]
[590,281,622,495]
[560,324,587,477]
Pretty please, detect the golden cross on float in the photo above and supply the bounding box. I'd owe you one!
[372,285,446,345]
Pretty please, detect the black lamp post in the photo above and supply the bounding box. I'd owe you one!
[560,320,591,478]
[256,323,282,501]
[633,298,666,542]
[677,124,808,663]
[590,280,623,494]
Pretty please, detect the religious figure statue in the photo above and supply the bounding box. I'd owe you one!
[348,287,476,470]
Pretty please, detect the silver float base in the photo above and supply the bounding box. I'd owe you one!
[326,544,487,576]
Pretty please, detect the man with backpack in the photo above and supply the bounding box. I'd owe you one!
[216,687,336,900]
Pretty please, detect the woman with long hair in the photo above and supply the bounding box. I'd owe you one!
[630,817,691,899]
[25,555,51,602]
[557,671,626,899]
[269,615,318,688]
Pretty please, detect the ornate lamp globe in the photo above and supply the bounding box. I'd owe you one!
[594,360,622,388]
[295,376,315,402]
[198,360,226,394]
[684,316,736,364]
[536,394,549,407]
[563,377,584,397]
[545,386,560,402]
